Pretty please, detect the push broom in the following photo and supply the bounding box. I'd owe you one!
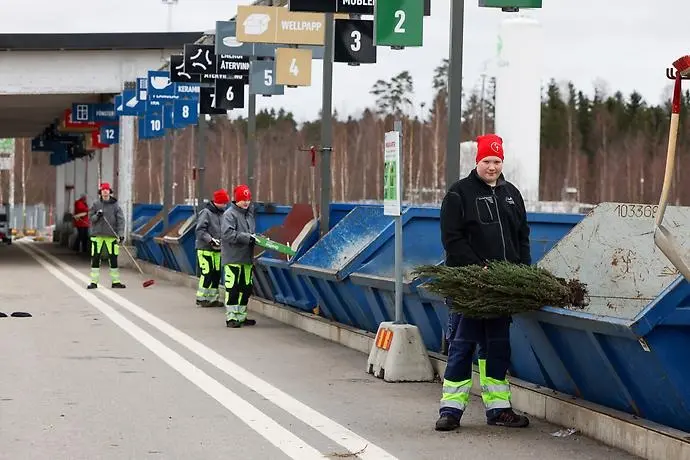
[102,217,155,288]
[654,56,690,281]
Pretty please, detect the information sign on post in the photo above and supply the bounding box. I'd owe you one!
[374,0,424,48]
[275,48,312,86]
[479,0,542,7]
[236,5,326,45]
[249,60,285,96]
[383,129,402,217]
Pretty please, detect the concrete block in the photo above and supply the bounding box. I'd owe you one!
[366,322,434,383]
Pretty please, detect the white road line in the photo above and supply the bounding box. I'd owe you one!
[22,242,400,460]
[19,242,327,460]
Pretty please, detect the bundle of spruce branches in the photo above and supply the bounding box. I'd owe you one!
[411,261,588,318]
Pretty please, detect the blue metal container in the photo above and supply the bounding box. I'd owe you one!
[290,206,395,330]
[510,202,690,433]
[161,212,198,275]
[257,221,320,311]
[132,203,162,229]
[154,206,195,272]
[349,207,449,350]
[131,205,191,266]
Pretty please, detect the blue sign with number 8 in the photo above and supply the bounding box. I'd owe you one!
[173,99,199,128]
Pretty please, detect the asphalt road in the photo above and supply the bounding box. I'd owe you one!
[0,242,640,460]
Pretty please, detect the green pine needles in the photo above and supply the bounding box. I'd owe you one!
[411,261,589,318]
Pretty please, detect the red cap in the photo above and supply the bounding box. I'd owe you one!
[233,184,251,202]
[213,189,230,205]
[476,134,504,163]
[99,182,111,191]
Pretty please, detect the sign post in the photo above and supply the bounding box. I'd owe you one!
[383,121,403,323]
[368,118,434,383]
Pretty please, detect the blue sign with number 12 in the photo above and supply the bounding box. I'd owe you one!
[100,125,120,145]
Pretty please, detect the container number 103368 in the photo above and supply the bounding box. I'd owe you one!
[613,204,659,218]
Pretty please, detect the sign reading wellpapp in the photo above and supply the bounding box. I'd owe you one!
[237,5,325,45]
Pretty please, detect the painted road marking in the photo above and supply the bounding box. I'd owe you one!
[19,242,327,460]
[20,242,400,460]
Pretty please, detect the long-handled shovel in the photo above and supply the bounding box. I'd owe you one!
[654,56,690,281]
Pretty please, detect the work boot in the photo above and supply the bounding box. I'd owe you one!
[435,414,461,431]
[87,283,98,289]
[210,300,224,308]
[226,320,241,328]
[196,300,212,307]
[242,319,257,326]
[487,409,529,428]
[112,282,126,289]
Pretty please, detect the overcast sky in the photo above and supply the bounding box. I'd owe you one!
[1,0,688,122]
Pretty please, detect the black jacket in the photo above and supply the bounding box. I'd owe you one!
[440,169,531,267]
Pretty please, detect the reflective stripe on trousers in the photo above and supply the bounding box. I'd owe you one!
[90,236,120,284]
[440,359,512,414]
[224,263,253,322]
[196,249,221,301]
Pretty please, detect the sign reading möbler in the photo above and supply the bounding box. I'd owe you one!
[237,5,325,46]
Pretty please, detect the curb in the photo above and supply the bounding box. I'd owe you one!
[135,259,690,460]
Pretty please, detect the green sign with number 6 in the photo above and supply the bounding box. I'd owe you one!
[374,0,423,47]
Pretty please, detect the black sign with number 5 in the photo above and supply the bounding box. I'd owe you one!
[334,19,376,65]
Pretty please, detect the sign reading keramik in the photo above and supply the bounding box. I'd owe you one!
[237,5,326,45]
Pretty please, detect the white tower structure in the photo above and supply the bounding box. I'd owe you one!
[494,13,544,204]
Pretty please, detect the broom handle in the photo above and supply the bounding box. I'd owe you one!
[655,112,679,227]
[101,216,145,276]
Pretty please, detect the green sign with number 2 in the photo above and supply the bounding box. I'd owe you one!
[374,0,424,47]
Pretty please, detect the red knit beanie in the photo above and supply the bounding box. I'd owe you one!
[233,184,252,202]
[476,134,504,163]
[213,189,230,204]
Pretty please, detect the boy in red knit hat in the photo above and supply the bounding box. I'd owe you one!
[220,184,257,327]
[436,134,531,431]
[194,189,230,307]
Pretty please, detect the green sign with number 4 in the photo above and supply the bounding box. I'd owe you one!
[374,0,423,47]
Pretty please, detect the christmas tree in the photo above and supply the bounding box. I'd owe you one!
[411,261,588,318]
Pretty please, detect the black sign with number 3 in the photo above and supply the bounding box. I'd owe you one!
[334,19,376,65]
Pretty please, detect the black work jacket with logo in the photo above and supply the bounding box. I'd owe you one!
[440,169,531,267]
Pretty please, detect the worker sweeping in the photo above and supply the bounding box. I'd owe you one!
[220,184,257,328]
[87,182,126,289]
[195,189,230,307]
[435,134,530,431]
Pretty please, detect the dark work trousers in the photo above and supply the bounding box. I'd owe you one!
[74,227,90,253]
[440,313,512,419]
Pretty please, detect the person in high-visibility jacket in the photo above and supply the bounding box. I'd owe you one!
[87,182,126,289]
[194,189,230,307]
[435,134,530,431]
[221,184,256,328]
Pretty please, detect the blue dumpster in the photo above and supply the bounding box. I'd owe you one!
[131,211,163,263]
[347,208,586,353]
[154,205,194,271]
[256,203,320,311]
[510,202,690,433]
[131,205,191,266]
[160,212,198,275]
[247,202,292,301]
[349,207,448,351]
[132,203,162,230]
[290,206,397,331]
